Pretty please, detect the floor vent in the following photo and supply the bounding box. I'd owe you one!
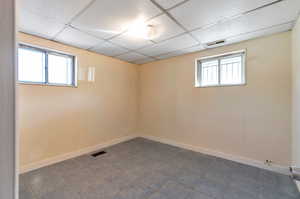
[91,151,107,157]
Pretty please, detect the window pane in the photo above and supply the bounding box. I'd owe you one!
[220,56,243,85]
[18,48,45,82]
[201,60,219,86]
[48,54,73,85]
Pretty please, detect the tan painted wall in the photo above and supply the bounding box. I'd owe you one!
[18,31,293,168]
[17,33,138,167]
[139,32,292,166]
[292,18,300,167]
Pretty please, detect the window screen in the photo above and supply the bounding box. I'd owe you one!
[196,51,245,87]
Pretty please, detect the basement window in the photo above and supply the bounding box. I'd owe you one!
[195,50,246,87]
[18,44,76,87]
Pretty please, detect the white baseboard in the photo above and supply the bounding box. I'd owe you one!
[20,134,290,175]
[295,180,300,192]
[20,135,138,174]
[141,135,290,175]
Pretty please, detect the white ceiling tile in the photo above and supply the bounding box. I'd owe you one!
[71,26,118,40]
[147,44,205,60]
[110,34,154,50]
[226,22,294,45]
[19,0,93,24]
[133,57,156,64]
[116,52,149,62]
[155,50,184,59]
[55,27,104,49]
[109,14,185,49]
[90,42,129,57]
[170,0,278,30]
[72,0,161,39]
[155,0,186,9]
[180,44,205,54]
[18,0,299,56]
[18,10,65,39]
[139,34,198,56]
[149,14,185,42]
[190,0,300,44]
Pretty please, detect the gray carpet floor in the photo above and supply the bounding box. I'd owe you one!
[20,138,300,199]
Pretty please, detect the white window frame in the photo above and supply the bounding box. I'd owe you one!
[195,50,246,88]
[17,44,77,87]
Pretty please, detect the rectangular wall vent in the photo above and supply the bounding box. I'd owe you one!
[91,151,107,157]
[206,40,226,47]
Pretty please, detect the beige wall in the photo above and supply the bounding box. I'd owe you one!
[17,33,138,168]
[292,18,300,167]
[139,32,292,166]
[19,31,293,169]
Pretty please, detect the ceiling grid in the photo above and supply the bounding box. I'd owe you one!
[18,0,300,64]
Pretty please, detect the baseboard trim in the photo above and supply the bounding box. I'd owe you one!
[20,135,138,174]
[20,134,290,175]
[141,135,290,175]
[295,180,300,192]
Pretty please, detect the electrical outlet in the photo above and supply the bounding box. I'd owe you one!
[265,160,273,166]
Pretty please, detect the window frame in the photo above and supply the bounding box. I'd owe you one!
[195,50,246,88]
[17,43,77,87]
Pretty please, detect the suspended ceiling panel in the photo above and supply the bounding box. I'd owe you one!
[169,0,279,30]
[116,52,149,62]
[18,0,300,64]
[190,0,300,44]
[154,0,187,9]
[90,41,129,57]
[148,14,185,42]
[226,22,295,46]
[19,11,66,39]
[139,33,198,56]
[71,0,161,39]
[110,33,154,50]
[55,27,104,49]
[19,0,93,24]
[134,57,157,64]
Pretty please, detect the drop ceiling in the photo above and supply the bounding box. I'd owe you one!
[18,0,300,64]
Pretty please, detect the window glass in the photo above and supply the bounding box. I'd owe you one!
[48,54,73,85]
[18,48,45,83]
[18,44,76,86]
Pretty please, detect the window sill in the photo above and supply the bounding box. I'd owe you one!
[195,83,247,88]
[17,81,77,88]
